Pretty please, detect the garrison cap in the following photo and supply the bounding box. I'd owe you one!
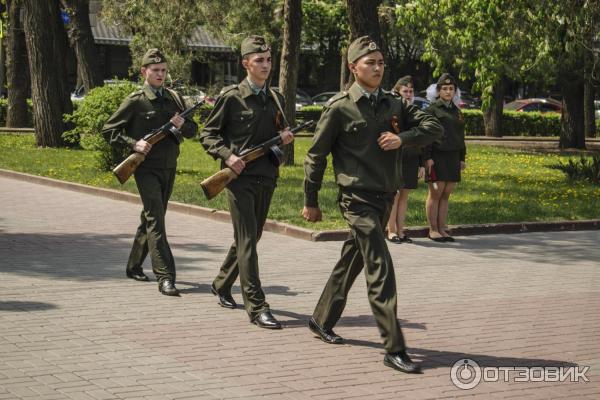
[395,75,413,88]
[141,48,167,66]
[241,35,270,57]
[347,36,382,63]
[436,73,457,88]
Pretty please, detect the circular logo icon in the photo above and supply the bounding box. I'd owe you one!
[260,44,268,51]
[368,42,377,50]
[450,358,482,390]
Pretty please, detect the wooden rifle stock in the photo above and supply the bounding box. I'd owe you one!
[112,99,205,184]
[200,120,314,200]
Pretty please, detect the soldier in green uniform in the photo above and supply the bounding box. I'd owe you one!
[102,49,197,296]
[386,75,425,244]
[200,35,293,329]
[302,36,442,373]
[423,73,467,242]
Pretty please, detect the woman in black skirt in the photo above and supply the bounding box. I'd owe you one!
[423,73,466,242]
[386,75,424,243]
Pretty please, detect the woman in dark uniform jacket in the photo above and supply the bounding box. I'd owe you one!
[386,75,425,243]
[423,73,467,242]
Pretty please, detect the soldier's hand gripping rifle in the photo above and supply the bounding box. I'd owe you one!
[112,99,205,184]
[200,119,314,200]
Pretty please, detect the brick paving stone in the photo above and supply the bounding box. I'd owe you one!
[1,175,599,399]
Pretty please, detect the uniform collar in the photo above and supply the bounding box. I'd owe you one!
[143,83,165,100]
[246,77,267,95]
[348,82,386,105]
[238,78,268,99]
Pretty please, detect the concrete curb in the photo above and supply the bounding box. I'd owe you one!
[1,168,599,241]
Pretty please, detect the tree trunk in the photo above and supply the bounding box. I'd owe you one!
[5,0,30,127]
[482,79,505,137]
[339,48,350,90]
[345,0,382,90]
[583,50,596,138]
[559,77,586,149]
[61,0,103,92]
[278,0,302,166]
[346,0,382,43]
[22,0,73,147]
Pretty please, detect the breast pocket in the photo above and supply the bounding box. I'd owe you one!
[343,120,369,145]
[139,110,159,132]
[231,109,255,136]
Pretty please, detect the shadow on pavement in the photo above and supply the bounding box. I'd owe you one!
[0,301,58,312]
[177,282,300,297]
[410,230,600,265]
[0,232,222,281]
[271,308,427,330]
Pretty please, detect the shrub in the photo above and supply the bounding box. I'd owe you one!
[551,155,600,184]
[296,106,564,137]
[63,81,139,170]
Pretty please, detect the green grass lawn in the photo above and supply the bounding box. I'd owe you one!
[1,134,598,230]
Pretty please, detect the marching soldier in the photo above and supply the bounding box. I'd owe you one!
[200,35,294,329]
[302,37,442,373]
[102,49,197,296]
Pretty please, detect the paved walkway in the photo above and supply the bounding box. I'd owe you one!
[1,175,599,400]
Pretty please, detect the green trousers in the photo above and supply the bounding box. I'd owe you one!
[126,167,177,284]
[312,189,406,353]
[213,176,276,321]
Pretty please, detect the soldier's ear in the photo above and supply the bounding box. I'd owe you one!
[348,62,357,74]
[140,66,147,77]
[241,56,249,70]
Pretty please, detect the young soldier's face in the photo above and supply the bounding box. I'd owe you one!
[399,85,414,104]
[350,51,385,91]
[243,51,272,85]
[439,84,456,102]
[141,63,167,88]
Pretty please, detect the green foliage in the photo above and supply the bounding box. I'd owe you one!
[551,155,600,184]
[101,0,208,81]
[2,135,599,227]
[298,105,323,112]
[463,109,561,136]
[396,0,552,107]
[63,80,139,169]
[199,0,283,53]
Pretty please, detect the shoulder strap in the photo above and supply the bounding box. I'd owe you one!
[165,88,186,112]
[269,88,291,128]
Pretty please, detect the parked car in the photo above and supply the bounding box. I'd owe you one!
[311,91,338,106]
[71,85,85,102]
[272,87,312,111]
[312,91,430,109]
[457,93,481,109]
[504,98,562,113]
[169,82,212,106]
[412,96,430,110]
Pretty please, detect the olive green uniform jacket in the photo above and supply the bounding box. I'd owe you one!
[305,82,442,353]
[422,99,466,161]
[199,79,285,320]
[304,83,443,207]
[101,84,197,284]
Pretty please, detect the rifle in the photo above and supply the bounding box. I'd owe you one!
[112,99,205,184]
[201,119,314,200]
